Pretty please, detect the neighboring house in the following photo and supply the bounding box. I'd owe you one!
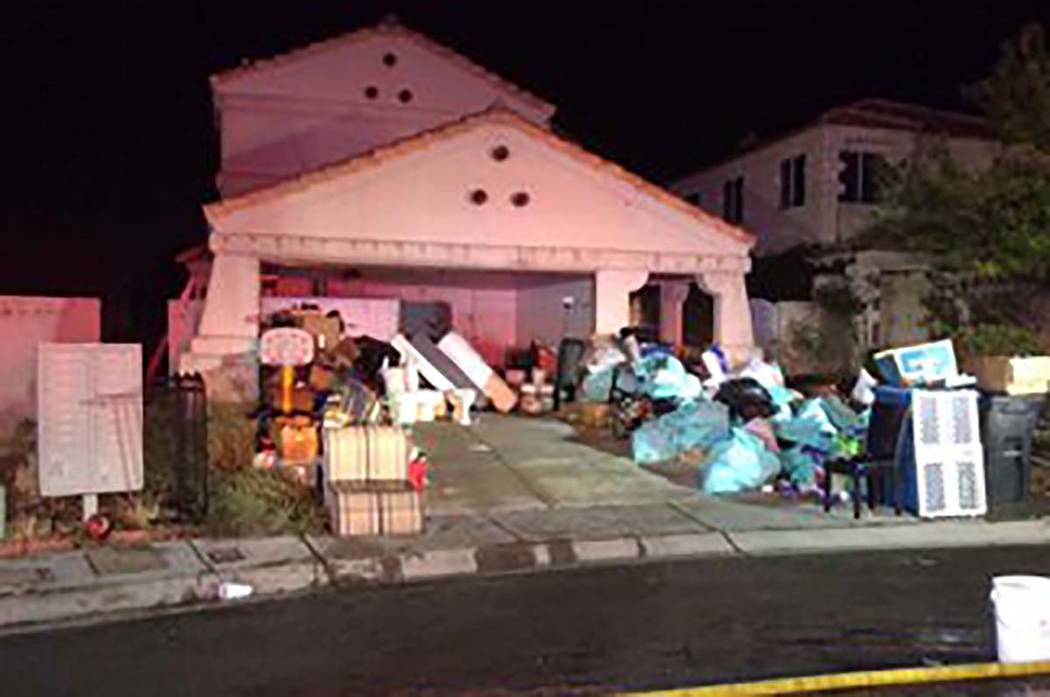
[0,297,100,433]
[176,18,757,400]
[672,99,1002,351]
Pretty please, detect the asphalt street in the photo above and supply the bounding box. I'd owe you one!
[1,546,1049,696]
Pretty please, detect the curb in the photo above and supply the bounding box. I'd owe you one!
[322,532,733,585]
[0,570,218,628]
[617,660,1050,696]
[727,519,1050,557]
[2,519,1049,631]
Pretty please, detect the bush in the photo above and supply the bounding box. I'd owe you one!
[206,467,324,537]
[208,403,256,471]
[954,323,1044,358]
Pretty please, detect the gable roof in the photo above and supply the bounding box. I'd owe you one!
[819,98,997,140]
[210,16,555,118]
[204,108,755,246]
[679,98,997,179]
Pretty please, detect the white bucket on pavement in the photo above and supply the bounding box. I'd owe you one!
[990,575,1050,663]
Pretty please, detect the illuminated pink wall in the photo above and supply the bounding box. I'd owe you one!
[214,31,554,197]
[515,274,595,347]
[330,270,516,365]
[0,297,101,433]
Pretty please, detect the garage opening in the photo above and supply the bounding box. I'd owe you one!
[682,282,714,348]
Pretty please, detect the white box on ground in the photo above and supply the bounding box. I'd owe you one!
[37,343,143,497]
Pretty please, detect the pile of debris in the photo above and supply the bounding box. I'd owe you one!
[254,301,528,537]
[574,330,867,496]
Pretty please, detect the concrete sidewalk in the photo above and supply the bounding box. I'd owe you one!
[1,415,1047,631]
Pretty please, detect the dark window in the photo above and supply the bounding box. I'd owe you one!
[397,88,414,103]
[839,150,885,203]
[490,145,510,162]
[383,52,398,67]
[510,191,530,207]
[780,159,792,209]
[722,177,744,223]
[792,155,806,207]
[469,189,488,205]
[779,154,806,209]
[364,85,379,100]
[684,192,700,205]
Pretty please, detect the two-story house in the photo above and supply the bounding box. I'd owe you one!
[174,17,758,400]
[671,99,1001,349]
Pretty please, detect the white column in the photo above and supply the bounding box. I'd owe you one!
[192,253,261,353]
[182,253,261,402]
[658,281,691,345]
[696,269,754,367]
[594,269,649,335]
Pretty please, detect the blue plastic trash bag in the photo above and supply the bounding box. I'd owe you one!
[636,354,693,401]
[581,366,618,402]
[632,398,729,465]
[700,427,781,494]
[774,398,839,453]
[818,395,865,434]
[779,444,820,487]
[767,385,797,420]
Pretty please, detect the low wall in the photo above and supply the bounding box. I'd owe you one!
[0,296,101,434]
[750,299,852,376]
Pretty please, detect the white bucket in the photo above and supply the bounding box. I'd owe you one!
[990,575,1050,663]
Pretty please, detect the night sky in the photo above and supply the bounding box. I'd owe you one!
[4,0,1049,342]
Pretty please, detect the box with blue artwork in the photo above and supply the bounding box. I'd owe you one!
[874,339,960,387]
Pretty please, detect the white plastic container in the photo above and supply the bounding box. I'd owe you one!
[990,575,1050,663]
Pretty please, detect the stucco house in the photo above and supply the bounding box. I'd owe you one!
[671,99,1002,350]
[174,18,756,401]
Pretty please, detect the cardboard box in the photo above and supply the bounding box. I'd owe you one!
[298,313,342,352]
[323,426,409,483]
[874,340,957,386]
[966,356,1050,395]
[327,481,423,536]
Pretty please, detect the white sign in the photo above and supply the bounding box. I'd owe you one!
[37,344,143,497]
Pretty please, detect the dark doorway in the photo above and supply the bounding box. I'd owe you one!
[629,284,661,337]
[682,283,714,347]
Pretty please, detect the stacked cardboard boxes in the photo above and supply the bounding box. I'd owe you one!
[322,425,424,536]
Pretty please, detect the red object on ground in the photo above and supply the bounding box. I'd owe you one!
[408,458,428,492]
[535,344,557,374]
[84,514,112,541]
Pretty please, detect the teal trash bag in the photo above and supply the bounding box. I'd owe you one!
[631,419,677,464]
[636,354,699,401]
[581,367,616,402]
[818,395,865,433]
[700,427,781,494]
[774,398,839,453]
[779,444,820,487]
[632,398,729,465]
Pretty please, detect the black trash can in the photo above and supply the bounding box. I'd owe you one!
[979,392,1047,508]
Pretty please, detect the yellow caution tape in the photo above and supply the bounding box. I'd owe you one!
[618,660,1050,696]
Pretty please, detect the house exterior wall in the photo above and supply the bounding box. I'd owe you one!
[514,274,595,348]
[827,126,1000,242]
[673,125,1001,257]
[213,123,751,263]
[0,297,101,433]
[336,273,517,366]
[673,128,832,255]
[214,35,553,197]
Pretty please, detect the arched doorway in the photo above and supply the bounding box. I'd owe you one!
[682,282,714,347]
[629,284,661,339]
